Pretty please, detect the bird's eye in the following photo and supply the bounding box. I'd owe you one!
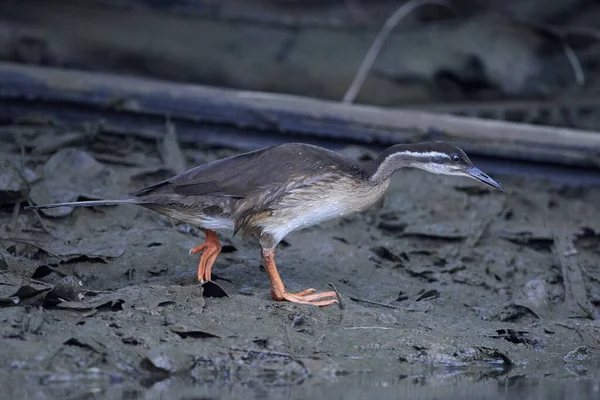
[451,154,461,163]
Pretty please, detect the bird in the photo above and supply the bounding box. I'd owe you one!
[25,141,503,307]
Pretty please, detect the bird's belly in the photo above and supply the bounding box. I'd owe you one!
[263,200,353,244]
[194,215,236,231]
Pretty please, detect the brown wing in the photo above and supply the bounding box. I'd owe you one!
[134,143,356,200]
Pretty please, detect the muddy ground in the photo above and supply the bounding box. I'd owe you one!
[1,129,600,399]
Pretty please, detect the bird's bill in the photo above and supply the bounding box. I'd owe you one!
[466,167,504,191]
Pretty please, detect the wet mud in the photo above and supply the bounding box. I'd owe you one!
[1,129,600,399]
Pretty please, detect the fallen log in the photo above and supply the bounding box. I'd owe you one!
[1,62,599,170]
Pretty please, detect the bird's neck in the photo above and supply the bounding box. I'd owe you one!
[364,145,443,184]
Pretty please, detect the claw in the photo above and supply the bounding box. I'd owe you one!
[189,229,222,282]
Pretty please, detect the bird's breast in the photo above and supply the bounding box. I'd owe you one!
[259,178,389,244]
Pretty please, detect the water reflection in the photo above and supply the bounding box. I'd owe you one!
[3,367,599,400]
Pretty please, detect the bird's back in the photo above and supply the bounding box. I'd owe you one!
[134,143,365,201]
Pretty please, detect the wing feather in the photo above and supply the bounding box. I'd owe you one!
[134,144,355,200]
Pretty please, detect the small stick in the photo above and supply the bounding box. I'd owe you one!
[10,146,53,235]
[26,199,52,234]
[342,0,459,103]
[560,40,585,86]
[349,296,400,309]
[284,326,296,360]
[514,18,586,87]
[555,323,594,347]
[328,282,344,309]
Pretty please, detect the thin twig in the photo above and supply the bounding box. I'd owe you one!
[26,199,52,235]
[512,18,586,88]
[342,0,459,103]
[10,144,53,235]
[555,323,593,347]
[284,326,296,360]
[349,296,400,309]
[328,282,344,309]
[560,39,585,87]
[29,279,55,287]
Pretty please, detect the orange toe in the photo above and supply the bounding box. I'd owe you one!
[190,229,222,283]
[280,290,339,306]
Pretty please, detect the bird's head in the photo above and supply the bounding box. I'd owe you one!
[371,142,504,191]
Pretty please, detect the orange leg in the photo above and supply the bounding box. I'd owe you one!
[189,229,222,282]
[261,248,338,306]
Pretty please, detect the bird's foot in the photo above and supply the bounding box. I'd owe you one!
[189,229,222,282]
[273,288,338,307]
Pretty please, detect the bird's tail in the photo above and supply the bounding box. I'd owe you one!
[25,199,137,210]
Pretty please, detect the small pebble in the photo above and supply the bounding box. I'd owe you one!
[164,313,177,326]
[292,314,304,327]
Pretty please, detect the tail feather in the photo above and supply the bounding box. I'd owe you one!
[25,199,137,210]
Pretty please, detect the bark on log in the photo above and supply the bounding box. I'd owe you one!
[1,62,599,170]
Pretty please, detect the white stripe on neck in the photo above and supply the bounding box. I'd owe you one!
[370,151,450,182]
